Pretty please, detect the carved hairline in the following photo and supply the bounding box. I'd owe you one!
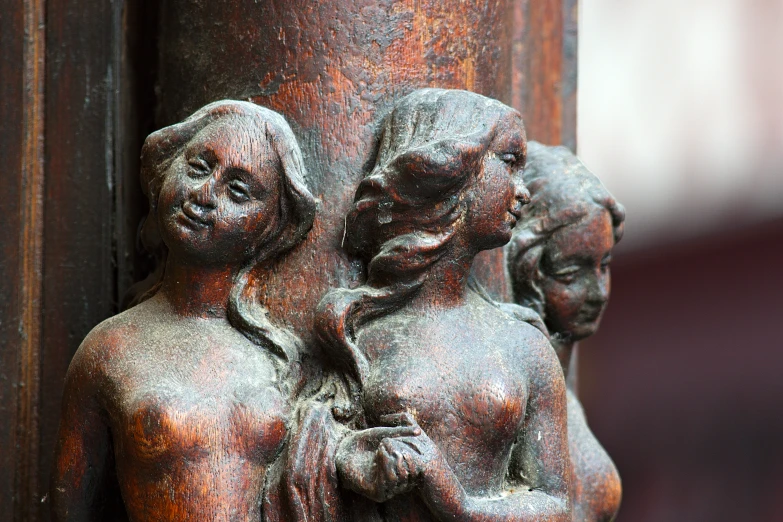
[347,90,522,258]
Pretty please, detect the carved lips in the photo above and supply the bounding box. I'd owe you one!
[179,201,213,229]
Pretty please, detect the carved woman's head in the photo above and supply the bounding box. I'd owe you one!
[346,88,529,284]
[141,100,316,268]
[506,142,625,342]
[140,100,316,360]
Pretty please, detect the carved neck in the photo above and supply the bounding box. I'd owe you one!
[404,243,475,311]
[552,338,579,392]
[159,255,238,319]
[552,337,574,377]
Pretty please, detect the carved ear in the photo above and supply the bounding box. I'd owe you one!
[609,199,626,243]
[388,138,483,200]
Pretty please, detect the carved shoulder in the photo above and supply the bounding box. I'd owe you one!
[63,311,144,407]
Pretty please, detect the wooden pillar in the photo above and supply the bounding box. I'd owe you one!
[1,1,153,519]
[0,1,45,519]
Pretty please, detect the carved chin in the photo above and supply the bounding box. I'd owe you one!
[568,320,601,341]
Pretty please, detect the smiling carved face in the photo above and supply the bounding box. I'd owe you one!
[157,117,284,267]
[538,207,615,341]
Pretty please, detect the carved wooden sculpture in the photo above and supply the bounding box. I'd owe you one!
[264,89,572,522]
[506,142,625,521]
[50,101,316,521]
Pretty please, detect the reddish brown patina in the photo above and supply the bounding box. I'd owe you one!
[506,142,625,521]
[51,101,316,521]
[3,0,579,517]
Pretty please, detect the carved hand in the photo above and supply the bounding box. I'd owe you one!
[335,412,439,502]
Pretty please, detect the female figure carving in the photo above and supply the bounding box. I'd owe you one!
[506,142,625,521]
[265,88,571,522]
[51,101,316,521]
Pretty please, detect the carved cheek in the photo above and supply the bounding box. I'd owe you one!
[544,281,584,333]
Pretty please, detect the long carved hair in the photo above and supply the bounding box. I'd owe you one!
[314,89,523,419]
[137,100,317,362]
[505,142,625,321]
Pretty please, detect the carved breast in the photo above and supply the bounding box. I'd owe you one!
[118,379,289,468]
[363,344,527,494]
[115,368,290,466]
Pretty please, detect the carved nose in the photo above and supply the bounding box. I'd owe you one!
[515,184,531,205]
[189,178,217,209]
[587,273,610,305]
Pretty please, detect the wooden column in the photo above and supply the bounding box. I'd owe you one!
[1,1,155,519]
[0,0,45,519]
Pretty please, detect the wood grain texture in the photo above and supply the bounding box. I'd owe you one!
[0,0,26,512]
[116,0,159,304]
[16,0,46,515]
[512,0,578,151]
[0,0,46,518]
[38,1,123,518]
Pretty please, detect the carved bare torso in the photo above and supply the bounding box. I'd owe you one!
[567,390,622,522]
[79,296,290,521]
[359,291,541,520]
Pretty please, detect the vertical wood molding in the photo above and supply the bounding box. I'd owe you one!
[15,0,46,518]
[38,3,121,519]
[512,0,578,150]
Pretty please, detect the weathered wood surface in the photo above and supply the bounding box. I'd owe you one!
[37,2,124,518]
[0,1,577,518]
[0,0,45,519]
[513,0,578,150]
[0,1,139,519]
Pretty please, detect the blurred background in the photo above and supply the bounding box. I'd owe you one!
[577,0,783,520]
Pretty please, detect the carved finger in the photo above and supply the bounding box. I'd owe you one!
[395,436,425,455]
[379,440,399,484]
[359,425,420,445]
[393,448,408,484]
[379,412,419,429]
[401,452,419,484]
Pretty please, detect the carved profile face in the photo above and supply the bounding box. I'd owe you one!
[539,207,614,341]
[462,111,530,250]
[157,117,284,266]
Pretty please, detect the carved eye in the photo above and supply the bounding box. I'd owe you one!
[600,256,612,272]
[552,266,580,284]
[188,157,211,177]
[499,152,518,165]
[228,180,251,203]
